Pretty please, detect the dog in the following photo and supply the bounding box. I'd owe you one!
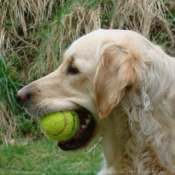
[17,29,175,174]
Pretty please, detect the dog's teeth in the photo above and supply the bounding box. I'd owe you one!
[81,125,87,129]
[85,119,91,125]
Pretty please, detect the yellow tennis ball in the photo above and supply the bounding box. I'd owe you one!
[40,111,79,142]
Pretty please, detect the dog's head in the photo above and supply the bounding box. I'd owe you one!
[17,29,143,150]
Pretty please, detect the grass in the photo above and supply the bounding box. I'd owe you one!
[0,138,103,175]
[0,1,174,173]
[0,58,22,114]
[0,57,23,140]
[0,0,175,142]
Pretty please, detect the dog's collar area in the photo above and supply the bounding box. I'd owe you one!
[57,110,95,151]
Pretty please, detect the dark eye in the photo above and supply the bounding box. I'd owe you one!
[67,66,79,75]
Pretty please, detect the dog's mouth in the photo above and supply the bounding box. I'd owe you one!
[57,110,95,151]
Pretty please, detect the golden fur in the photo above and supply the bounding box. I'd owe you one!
[18,29,175,174]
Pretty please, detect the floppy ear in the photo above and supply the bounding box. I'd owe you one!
[94,43,142,118]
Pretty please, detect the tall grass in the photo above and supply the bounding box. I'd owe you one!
[0,58,21,113]
[0,0,175,141]
[0,57,22,142]
[28,0,101,80]
[0,57,40,142]
[29,0,175,80]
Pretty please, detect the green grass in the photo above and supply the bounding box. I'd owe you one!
[0,58,22,114]
[0,138,103,175]
[0,0,175,140]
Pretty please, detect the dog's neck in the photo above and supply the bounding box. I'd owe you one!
[98,102,170,174]
[99,108,132,171]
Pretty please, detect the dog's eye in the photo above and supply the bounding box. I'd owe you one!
[67,66,79,75]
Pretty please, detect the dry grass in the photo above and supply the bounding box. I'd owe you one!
[0,0,175,141]
[110,0,173,37]
[28,1,101,79]
[0,102,18,143]
[0,0,55,141]
[31,0,175,78]
[59,3,101,47]
[0,0,54,62]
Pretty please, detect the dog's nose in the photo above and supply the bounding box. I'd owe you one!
[17,87,32,102]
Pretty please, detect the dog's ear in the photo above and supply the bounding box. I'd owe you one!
[94,42,142,118]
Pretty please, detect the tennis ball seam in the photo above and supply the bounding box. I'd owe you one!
[66,111,79,138]
[40,111,79,141]
[40,113,65,136]
[59,111,66,135]
[44,112,67,137]
[62,111,75,138]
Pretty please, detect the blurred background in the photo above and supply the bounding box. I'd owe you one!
[0,0,175,173]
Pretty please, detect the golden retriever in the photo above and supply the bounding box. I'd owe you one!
[17,29,175,174]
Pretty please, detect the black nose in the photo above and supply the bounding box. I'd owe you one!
[17,87,32,103]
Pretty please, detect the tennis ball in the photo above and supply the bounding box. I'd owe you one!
[40,111,79,142]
